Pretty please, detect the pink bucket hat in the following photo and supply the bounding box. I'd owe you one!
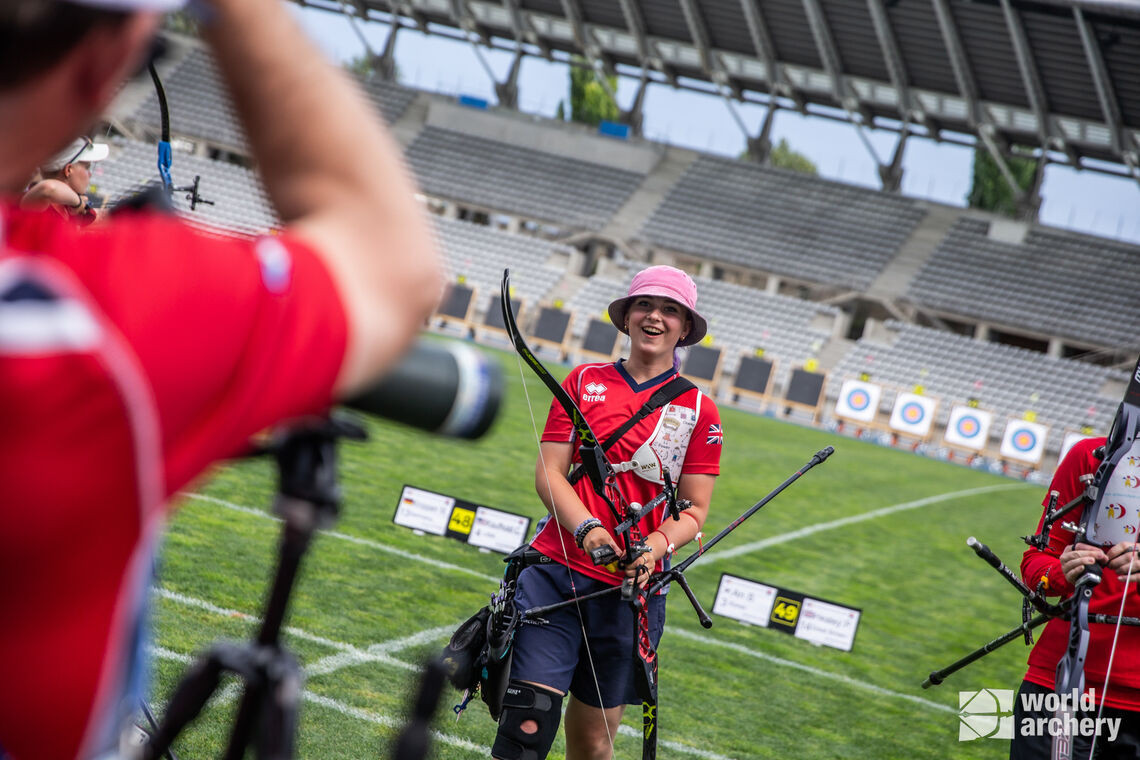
[607,265,708,348]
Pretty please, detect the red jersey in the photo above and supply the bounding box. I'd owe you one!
[1021,436,1140,710]
[533,361,721,584]
[0,202,348,760]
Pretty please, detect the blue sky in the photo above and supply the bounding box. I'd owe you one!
[290,6,1140,243]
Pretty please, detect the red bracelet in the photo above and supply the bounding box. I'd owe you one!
[649,529,674,558]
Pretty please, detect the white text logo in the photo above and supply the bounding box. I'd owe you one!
[958,689,1121,743]
[582,382,607,402]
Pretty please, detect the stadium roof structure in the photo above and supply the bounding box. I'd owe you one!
[296,0,1140,207]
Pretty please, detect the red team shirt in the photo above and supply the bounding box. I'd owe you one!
[533,361,721,584]
[1021,437,1140,710]
[0,202,348,760]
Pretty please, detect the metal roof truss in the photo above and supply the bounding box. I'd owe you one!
[301,0,1140,179]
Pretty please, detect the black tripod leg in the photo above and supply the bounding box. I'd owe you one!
[224,681,266,760]
[143,645,235,760]
[254,652,302,760]
[392,658,449,760]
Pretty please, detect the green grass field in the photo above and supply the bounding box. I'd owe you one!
[148,338,1049,759]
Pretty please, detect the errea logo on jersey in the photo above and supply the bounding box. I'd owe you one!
[583,382,607,402]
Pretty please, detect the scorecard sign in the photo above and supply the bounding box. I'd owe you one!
[711,574,862,651]
[393,485,531,554]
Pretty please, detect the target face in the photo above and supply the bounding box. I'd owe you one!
[1011,429,1038,453]
[956,415,981,438]
[846,389,871,412]
[900,402,925,424]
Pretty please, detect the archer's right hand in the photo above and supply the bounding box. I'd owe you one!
[583,528,621,568]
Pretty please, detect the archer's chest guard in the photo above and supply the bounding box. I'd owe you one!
[1084,359,1140,548]
[624,403,698,485]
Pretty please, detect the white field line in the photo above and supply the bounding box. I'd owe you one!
[154,587,359,652]
[305,624,456,678]
[147,646,483,753]
[670,627,955,714]
[174,490,973,719]
[616,725,736,760]
[179,492,500,584]
[147,647,734,759]
[702,483,1031,564]
[150,645,193,665]
[156,587,454,678]
[147,644,243,709]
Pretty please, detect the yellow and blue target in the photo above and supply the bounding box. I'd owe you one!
[846,388,872,412]
[899,401,926,425]
[956,414,982,439]
[1011,428,1038,453]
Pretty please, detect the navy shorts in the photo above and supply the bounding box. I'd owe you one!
[509,561,666,709]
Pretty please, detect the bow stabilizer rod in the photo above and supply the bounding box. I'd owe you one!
[658,446,834,582]
[641,447,835,627]
[968,537,1066,618]
[922,613,1052,689]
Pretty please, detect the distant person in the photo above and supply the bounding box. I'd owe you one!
[20,136,106,224]
[1011,437,1140,759]
[493,266,721,760]
[0,1,441,759]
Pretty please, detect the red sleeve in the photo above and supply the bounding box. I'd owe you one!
[683,391,721,476]
[1020,437,1104,597]
[540,364,582,446]
[48,213,348,496]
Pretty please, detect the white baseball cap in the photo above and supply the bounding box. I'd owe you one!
[64,0,187,10]
[43,137,111,172]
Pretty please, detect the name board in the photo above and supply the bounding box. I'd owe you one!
[393,485,531,555]
[712,573,862,652]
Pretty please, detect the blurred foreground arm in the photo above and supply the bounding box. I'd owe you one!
[203,0,442,396]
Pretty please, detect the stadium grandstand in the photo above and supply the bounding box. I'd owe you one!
[95,0,1140,476]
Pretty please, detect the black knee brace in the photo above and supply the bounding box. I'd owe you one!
[491,681,564,760]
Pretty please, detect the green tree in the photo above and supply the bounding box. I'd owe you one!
[343,54,400,83]
[163,11,199,35]
[558,58,619,127]
[769,138,818,175]
[967,147,1037,217]
[740,138,818,175]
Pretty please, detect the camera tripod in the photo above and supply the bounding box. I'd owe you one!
[141,416,365,760]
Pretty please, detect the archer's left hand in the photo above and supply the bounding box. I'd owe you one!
[1104,542,1140,583]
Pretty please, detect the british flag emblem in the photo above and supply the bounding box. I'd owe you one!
[707,424,722,445]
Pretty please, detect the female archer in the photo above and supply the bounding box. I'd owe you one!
[492,265,722,760]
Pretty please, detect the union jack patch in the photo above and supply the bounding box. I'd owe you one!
[707,423,722,445]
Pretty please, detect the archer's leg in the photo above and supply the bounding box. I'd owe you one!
[564,695,624,760]
[492,680,565,760]
[492,564,589,759]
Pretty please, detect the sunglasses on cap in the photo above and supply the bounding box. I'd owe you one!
[62,136,94,167]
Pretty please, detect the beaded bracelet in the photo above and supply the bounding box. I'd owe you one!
[574,517,603,549]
